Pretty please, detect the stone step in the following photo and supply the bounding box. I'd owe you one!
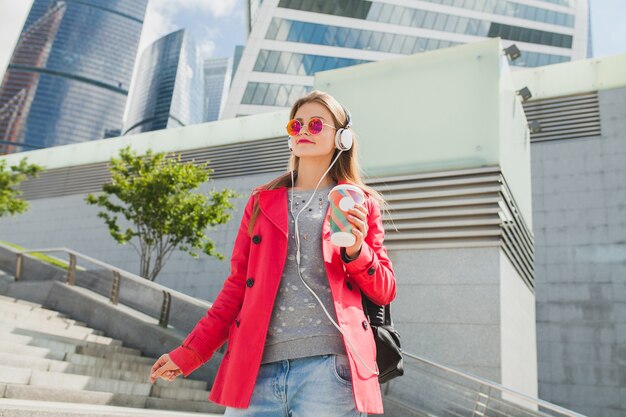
[0,295,45,308]
[0,365,151,396]
[0,385,225,414]
[0,352,207,391]
[0,339,156,364]
[2,333,141,356]
[0,398,222,417]
[0,301,70,320]
[149,385,211,402]
[0,309,88,328]
[0,322,122,346]
[0,314,93,334]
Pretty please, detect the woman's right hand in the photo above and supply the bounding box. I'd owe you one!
[150,353,182,383]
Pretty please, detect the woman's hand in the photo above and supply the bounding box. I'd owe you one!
[345,203,368,258]
[150,353,182,383]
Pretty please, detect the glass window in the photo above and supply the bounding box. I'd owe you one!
[426,38,439,50]
[276,84,290,107]
[400,8,415,26]
[276,19,291,41]
[456,17,469,34]
[379,33,394,52]
[562,34,572,48]
[310,24,325,44]
[333,27,346,46]
[495,1,507,15]
[467,19,481,35]
[445,15,459,32]
[389,6,405,25]
[288,19,304,41]
[556,12,566,26]
[266,18,280,39]
[263,83,279,105]
[323,56,337,71]
[423,11,436,29]
[413,10,426,27]
[324,25,337,45]
[368,31,383,50]
[299,22,315,42]
[274,52,288,73]
[366,2,383,21]
[474,0,486,12]
[251,83,269,105]
[301,54,315,74]
[401,36,417,54]
[389,34,405,54]
[357,29,372,50]
[519,27,531,43]
[525,5,536,20]
[254,49,269,71]
[265,50,280,72]
[242,82,257,104]
[434,13,447,31]
[530,29,541,44]
[416,37,428,52]
[510,26,521,40]
[345,28,358,49]
[337,57,351,68]
[287,85,301,106]
[378,4,394,23]
[536,8,546,22]
[287,53,303,75]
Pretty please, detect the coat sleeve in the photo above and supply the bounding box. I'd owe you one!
[168,190,257,376]
[341,196,396,306]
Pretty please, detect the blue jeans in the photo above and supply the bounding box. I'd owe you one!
[223,354,366,417]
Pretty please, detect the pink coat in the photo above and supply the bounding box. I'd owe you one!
[168,179,397,414]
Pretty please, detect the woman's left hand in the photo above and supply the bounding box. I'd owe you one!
[345,203,368,258]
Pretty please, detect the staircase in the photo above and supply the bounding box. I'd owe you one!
[0,292,225,417]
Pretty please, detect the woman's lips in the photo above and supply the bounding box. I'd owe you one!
[297,139,314,144]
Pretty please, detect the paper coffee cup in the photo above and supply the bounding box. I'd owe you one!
[327,184,365,247]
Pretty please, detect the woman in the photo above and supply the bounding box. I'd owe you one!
[149,90,396,416]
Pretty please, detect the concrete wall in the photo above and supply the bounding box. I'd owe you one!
[531,87,626,417]
[0,172,277,302]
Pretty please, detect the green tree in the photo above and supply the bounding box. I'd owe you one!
[86,146,239,281]
[0,158,43,218]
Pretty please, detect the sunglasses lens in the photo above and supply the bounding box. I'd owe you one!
[308,118,323,135]
[286,119,301,136]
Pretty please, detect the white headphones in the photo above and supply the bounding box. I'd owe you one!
[287,105,353,152]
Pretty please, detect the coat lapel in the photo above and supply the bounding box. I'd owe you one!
[258,179,350,263]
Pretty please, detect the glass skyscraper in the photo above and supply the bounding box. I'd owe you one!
[223,0,590,118]
[0,0,147,154]
[123,29,204,135]
[203,57,232,122]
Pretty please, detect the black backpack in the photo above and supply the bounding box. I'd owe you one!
[361,293,404,383]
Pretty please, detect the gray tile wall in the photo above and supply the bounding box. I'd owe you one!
[531,87,626,417]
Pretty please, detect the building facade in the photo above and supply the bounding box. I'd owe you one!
[0,0,147,154]
[223,0,590,118]
[123,29,204,135]
[203,57,233,122]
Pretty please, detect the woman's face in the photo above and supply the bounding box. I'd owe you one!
[290,101,336,159]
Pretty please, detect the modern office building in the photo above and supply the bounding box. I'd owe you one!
[0,0,147,154]
[123,29,204,135]
[203,57,233,122]
[223,0,590,118]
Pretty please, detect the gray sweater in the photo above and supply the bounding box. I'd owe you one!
[261,181,347,364]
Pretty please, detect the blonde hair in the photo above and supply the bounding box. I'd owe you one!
[247,90,390,236]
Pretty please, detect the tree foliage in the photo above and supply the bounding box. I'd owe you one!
[86,146,238,281]
[0,158,43,218]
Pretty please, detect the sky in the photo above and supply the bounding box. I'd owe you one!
[0,0,624,104]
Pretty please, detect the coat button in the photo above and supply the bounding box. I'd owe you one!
[246,278,255,288]
[235,319,240,327]
[252,235,262,244]
[362,320,369,330]
[346,281,353,291]
[367,267,375,275]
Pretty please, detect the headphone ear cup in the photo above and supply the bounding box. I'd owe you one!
[287,137,293,151]
[335,128,353,151]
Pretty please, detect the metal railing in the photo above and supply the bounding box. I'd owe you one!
[0,244,587,417]
[7,245,211,328]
